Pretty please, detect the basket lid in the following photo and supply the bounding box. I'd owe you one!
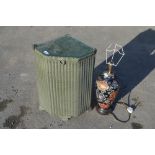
[34,35,96,59]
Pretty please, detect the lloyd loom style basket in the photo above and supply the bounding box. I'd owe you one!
[34,35,96,119]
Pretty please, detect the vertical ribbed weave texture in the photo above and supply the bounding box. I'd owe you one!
[34,50,96,119]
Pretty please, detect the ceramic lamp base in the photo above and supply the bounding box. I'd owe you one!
[96,104,112,115]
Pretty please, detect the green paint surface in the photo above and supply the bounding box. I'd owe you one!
[35,35,96,59]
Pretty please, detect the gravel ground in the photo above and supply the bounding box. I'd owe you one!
[0,26,155,129]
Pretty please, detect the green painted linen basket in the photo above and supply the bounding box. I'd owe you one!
[34,35,96,119]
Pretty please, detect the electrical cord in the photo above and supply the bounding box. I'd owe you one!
[105,101,132,123]
[110,112,131,123]
[96,102,135,123]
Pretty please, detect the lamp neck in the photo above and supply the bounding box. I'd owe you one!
[108,63,113,74]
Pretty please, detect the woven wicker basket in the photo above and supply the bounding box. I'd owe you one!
[34,35,96,119]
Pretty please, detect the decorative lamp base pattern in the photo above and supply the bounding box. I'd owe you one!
[96,71,119,115]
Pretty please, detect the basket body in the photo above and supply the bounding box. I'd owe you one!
[34,35,96,119]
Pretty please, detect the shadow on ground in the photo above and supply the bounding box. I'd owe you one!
[91,29,155,108]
